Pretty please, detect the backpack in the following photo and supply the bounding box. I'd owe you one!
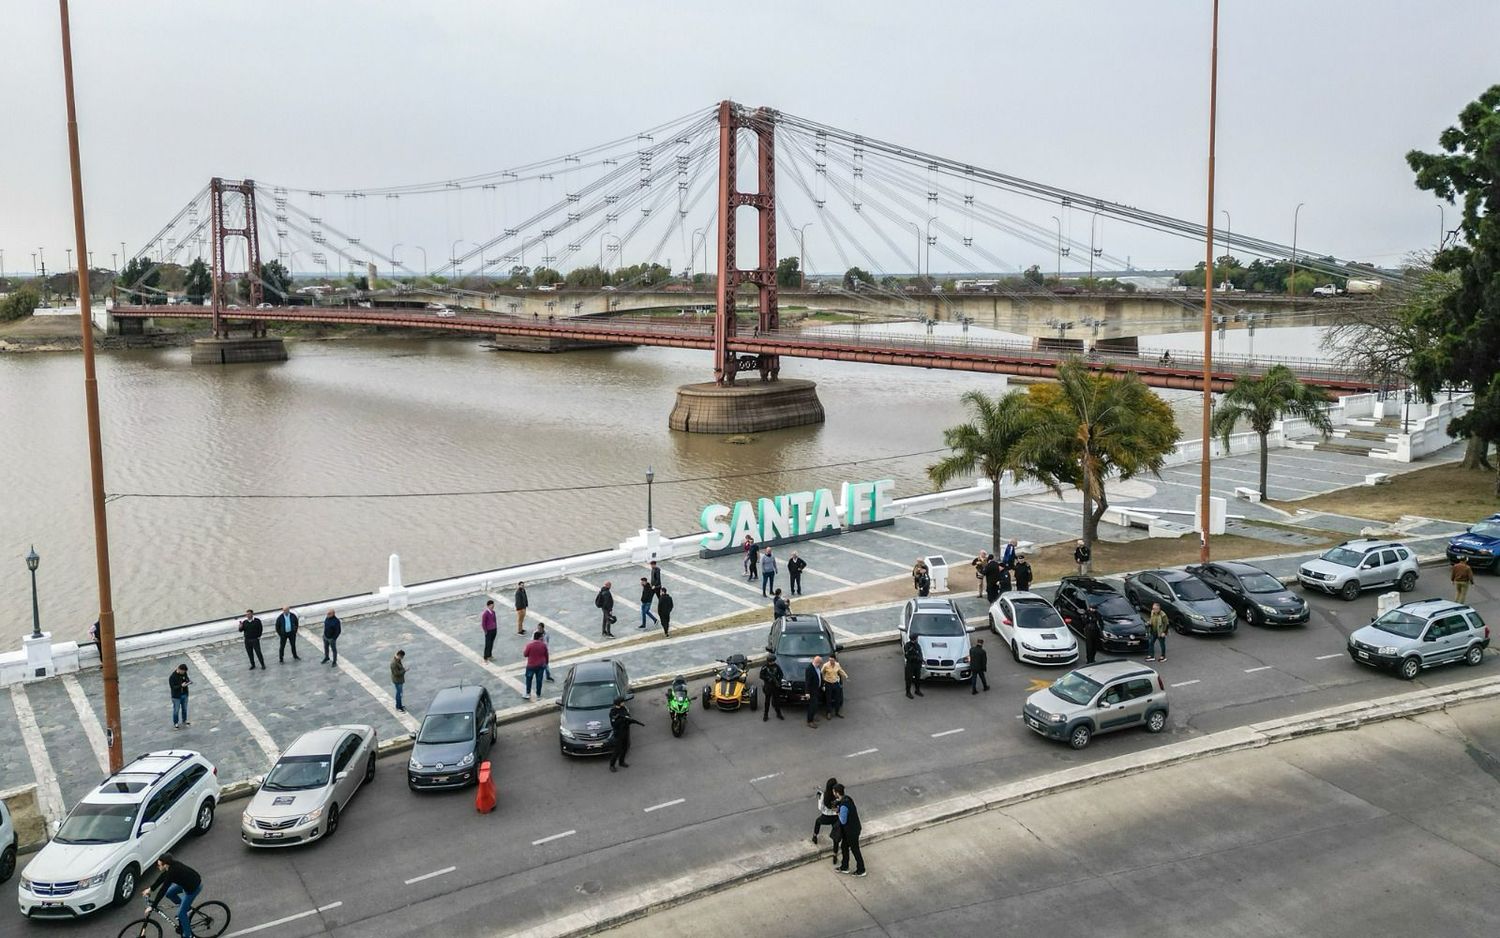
[594,591,605,609]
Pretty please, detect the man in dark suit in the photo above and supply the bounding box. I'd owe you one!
[274,606,300,662]
[239,609,265,670]
[804,656,824,728]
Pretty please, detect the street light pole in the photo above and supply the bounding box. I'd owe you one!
[1289,202,1304,296]
[1199,0,1221,564]
[1050,215,1062,282]
[907,222,921,283]
[26,547,41,639]
[646,467,654,531]
[450,238,463,282]
[1220,210,1232,289]
[795,223,814,289]
[415,246,428,277]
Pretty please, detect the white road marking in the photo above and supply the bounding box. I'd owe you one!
[673,561,780,595]
[749,772,782,783]
[644,797,686,813]
[224,902,343,937]
[661,568,761,609]
[9,684,64,830]
[866,526,976,559]
[532,829,577,846]
[1170,679,1201,687]
[930,728,965,738]
[328,647,420,733]
[489,591,596,648]
[186,649,281,763]
[396,608,529,695]
[845,747,879,758]
[830,624,859,641]
[61,673,111,775]
[1244,666,1272,673]
[567,575,601,594]
[814,538,913,570]
[404,866,457,885]
[1315,653,1344,660]
[906,514,993,541]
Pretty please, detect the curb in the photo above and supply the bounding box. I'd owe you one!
[505,672,1500,938]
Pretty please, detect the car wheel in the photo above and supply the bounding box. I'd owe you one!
[325,803,340,838]
[364,754,376,783]
[1339,580,1361,601]
[1068,724,1092,750]
[988,614,998,635]
[1399,656,1421,680]
[192,798,215,836]
[747,687,759,709]
[1011,637,1021,663]
[0,843,14,884]
[1397,571,1417,592]
[113,864,140,907]
[1174,618,1191,636]
[1145,710,1167,734]
[1465,644,1485,667]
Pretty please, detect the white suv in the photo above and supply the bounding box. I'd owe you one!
[18,750,219,920]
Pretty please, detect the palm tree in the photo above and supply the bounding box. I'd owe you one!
[928,389,1060,554]
[1021,360,1180,550]
[1210,365,1333,499]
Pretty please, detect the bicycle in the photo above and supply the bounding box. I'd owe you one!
[117,896,231,938]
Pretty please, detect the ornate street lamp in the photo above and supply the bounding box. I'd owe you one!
[26,546,41,638]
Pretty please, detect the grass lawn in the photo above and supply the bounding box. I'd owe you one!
[0,314,93,338]
[1268,461,1500,524]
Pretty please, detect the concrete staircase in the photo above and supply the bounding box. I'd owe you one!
[1293,415,1401,458]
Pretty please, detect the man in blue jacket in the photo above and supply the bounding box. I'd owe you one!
[833,784,866,876]
[321,608,341,666]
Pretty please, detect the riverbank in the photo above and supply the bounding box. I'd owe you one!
[0,313,491,353]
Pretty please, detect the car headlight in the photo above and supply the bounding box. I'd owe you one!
[959,655,970,664]
[1047,713,1066,723]
[1020,641,1037,651]
[780,679,791,688]
[82,870,110,888]
[1185,610,1205,621]
[301,807,323,823]
[559,727,576,740]
[1378,646,1399,656]
[1480,548,1493,556]
[1258,604,1278,615]
[1103,630,1123,640]
[408,756,422,770]
[458,752,475,768]
[20,877,31,892]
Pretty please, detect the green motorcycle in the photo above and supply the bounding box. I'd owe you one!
[667,675,692,737]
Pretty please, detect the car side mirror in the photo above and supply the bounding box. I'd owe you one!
[554,698,564,707]
[625,692,635,700]
[253,774,265,789]
[765,646,774,654]
[835,643,844,652]
[139,821,156,834]
[335,771,349,782]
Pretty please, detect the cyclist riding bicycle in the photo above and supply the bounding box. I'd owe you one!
[144,854,202,938]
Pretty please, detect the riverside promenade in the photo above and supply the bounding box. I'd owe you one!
[0,440,1470,836]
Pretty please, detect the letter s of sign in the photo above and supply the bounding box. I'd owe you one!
[700,504,733,551]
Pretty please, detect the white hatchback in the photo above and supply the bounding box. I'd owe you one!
[990,592,1080,666]
[18,750,219,920]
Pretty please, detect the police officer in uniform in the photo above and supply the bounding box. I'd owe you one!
[608,696,644,771]
[903,636,924,699]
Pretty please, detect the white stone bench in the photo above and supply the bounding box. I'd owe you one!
[1233,486,1262,502]
[1364,472,1391,486]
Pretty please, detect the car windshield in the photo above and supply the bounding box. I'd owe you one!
[778,630,834,657]
[1049,671,1103,706]
[1470,521,1500,538]
[1012,601,1065,630]
[416,711,475,744]
[1370,610,1426,639]
[1239,572,1285,594]
[1091,595,1135,618]
[1319,547,1364,567]
[54,802,138,845]
[564,680,618,710]
[910,613,966,637]
[1170,579,1217,601]
[262,755,332,791]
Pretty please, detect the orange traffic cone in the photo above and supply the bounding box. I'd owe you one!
[475,760,496,814]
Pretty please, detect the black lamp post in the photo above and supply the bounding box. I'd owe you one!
[645,467,655,532]
[26,546,41,638]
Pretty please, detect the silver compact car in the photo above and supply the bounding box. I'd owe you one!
[1298,539,1419,601]
[241,724,377,847]
[1022,660,1168,749]
[1347,599,1490,680]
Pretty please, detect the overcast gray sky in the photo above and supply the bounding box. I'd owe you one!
[4,0,1495,277]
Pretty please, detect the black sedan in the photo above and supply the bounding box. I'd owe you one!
[1053,576,1149,653]
[1124,569,1237,635]
[1186,561,1310,626]
[557,659,633,757]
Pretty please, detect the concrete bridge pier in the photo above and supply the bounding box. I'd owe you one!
[190,335,288,365]
[669,378,825,434]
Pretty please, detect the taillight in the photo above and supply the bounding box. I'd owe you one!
[212,766,218,775]
[1157,676,1165,691]
[1002,618,1012,626]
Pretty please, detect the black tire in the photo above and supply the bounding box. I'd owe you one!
[701,687,711,709]
[1465,644,1485,667]
[112,863,140,907]
[1145,710,1167,734]
[364,753,376,784]
[0,843,14,884]
[1011,636,1021,663]
[1397,572,1417,592]
[988,614,998,636]
[670,715,684,737]
[1174,618,1191,636]
[192,798,215,836]
[1399,656,1421,680]
[324,803,340,839]
[1068,723,1093,750]
[192,900,232,938]
[1339,580,1361,601]
[116,917,162,938]
[747,687,760,709]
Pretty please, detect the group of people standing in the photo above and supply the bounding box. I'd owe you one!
[811,777,866,876]
[969,539,1035,602]
[742,537,809,597]
[234,606,343,669]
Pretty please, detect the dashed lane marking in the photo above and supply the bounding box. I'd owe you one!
[644,798,686,813]
[186,649,281,763]
[396,608,529,696]
[532,829,577,846]
[1244,666,1272,673]
[931,728,965,738]
[1170,679,1201,688]
[749,772,782,783]
[1314,653,1344,660]
[61,673,111,775]
[9,683,64,830]
[845,747,879,758]
[404,866,457,885]
[224,902,343,937]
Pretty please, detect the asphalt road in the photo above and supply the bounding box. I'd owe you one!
[8,576,1495,938]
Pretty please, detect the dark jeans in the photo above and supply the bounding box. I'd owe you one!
[164,883,201,938]
[1085,637,1099,664]
[805,688,820,723]
[839,829,865,873]
[790,572,802,595]
[322,636,338,664]
[813,813,837,838]
[609,734,631,768]
[601,609,615,635]
[171,694,188,726]
[482,629,496,660]
[277,632,299,661]
[971,669,989,692]
[660,613,671,637]
[244,638,265,669]
[763,686,782,719]
[904,665,922,696]
[525,665,545,696]
[762,571,775,595]
[394,682,404,709]
[825,683,844,716]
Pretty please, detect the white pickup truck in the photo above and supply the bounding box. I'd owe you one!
[1312,284,1341,296]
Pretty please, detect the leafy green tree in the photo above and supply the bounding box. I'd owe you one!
[566,265,607,289]
[776,256,801,288]
[532,266,563,286]
[116,257,161,305]
[183,259,211,304]
[1406,84,1500,471]
[1210,365,1333,499]
[1023,264,1045,286]
[842,266,875,289]
[1022,361,1180,548]
[259,260,294,303]
[0,287,39,321]
[927,390,1062,554]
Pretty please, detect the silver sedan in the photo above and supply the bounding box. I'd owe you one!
[241,724,378,848]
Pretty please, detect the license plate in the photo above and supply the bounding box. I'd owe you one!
[433,775,449,782]
[585,742,604,749]
[41,902,61,908]
[1358,651,1369,659]
[263,831,284,839]
[1025,717,1041,729]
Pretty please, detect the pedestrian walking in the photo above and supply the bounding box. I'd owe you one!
[1074,539,1092,576]
[743,536,759,581]
[903,635,924,698]
[169,664,191,728]
[390,650,407,711]
[648,559,662,592]
[321,609,341,666]
[1146,602,1170,662]
[1083,605,1103,664]
[274,605,300,662]
[772,588,790,620]
[821,655,848,718]
[788,552,807,595]
[607,696,644,771]
[1014,555,1033,593]
[656,586,674,637]
[480,599,498,661]
[811,777,840,847]
[514,581,529,634]
[760,655,784,721]
[761,547,778,596]
[89,619,100,644]
[833,783,866,876]
[1452,558,1474,604]
[804,656,824,728]
[638,577,658,630]
[595,581,616,637]
[983,554,1002,603]
[972,552,988,598]
[536,623,555,681]
[970,638,989,693]
[238,609,266,670]
[1001,538,1018,570]
[522,631,549,700]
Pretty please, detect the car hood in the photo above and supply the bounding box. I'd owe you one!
[559,707,611,736]
[1249,590,1306,609]
[1449,533,1500,552]
[1024,688,1075,717]
[775,653,818,682]
[1179,596,1235,618]
[1014,627,1075,650]
[245,787,328,820]
[916,634,969,658]
[1299,558,1350,577]
[23,841,121,883]
[410,739,478,766]
[1349,624,1411,648]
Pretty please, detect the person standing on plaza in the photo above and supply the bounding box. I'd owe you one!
[608,696,644,771]
[648,559,662,592]
[970,638,989,693]
[972,551,988,598]
[239,609,266,670]
[744,536,759,581]
[1452,558,1474,604]
[803,656,824,728]
[536,622,555,682]
[514,581,529,635]
[480,599,498,661]
[760,655,784,721]
[1146,602,1170,662]
[997,563,1013,595]
[169,663,191,728]
[321,608,341,666]
[833,783,866,876]
[596,581,616,637]
[638,577,658,630]
[787,552,807,596]
[1083,605,1103,664]
[1014,554,1033,593]
[522,631,549,700]
[274,605,300,663]
[772,588,790,620]
[983,553,1002,603]
[656,586,674,637]
[390,650,407,711]
[915,563,931,597]
[761,547,778,596]
[1001,538,1018,570]
[812,776,840,847]
[821,655,848,719]
[1074,539,1092,576]
[903,634,924,699]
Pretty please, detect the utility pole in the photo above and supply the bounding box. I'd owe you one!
[1289,203,1304,296]
[1050,215,1062,282]
[1199,0,1220,564]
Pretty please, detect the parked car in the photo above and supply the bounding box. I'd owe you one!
[241,725,377,848]
[1022,660,1169,750]
[765,613,840,704]
[1347,598,1490,680]
[408,685,495,787]
[1298,539,1420,600]
[899,597,972,681]
[0,799,15,884]
[1186,561,1309,627]
[18,750,219,919]
[1447,513,1500,572]
[558,660,632,756]
[989,592,1079,666]
[1125,569,1236,635]
[1053,576,1148,653]
[255,302,274,309]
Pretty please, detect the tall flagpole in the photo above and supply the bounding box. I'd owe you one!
[1199,0,1220,563]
